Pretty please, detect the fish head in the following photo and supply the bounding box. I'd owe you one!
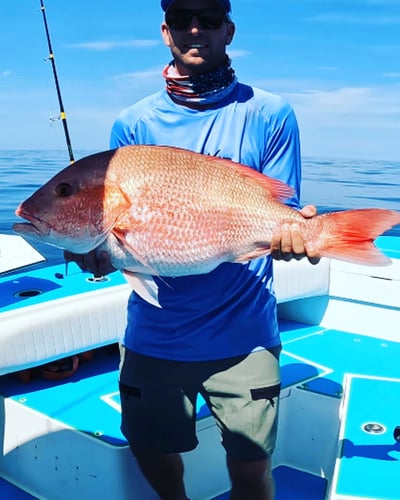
[13,150,131,254]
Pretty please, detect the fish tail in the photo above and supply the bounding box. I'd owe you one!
[311,209,400,266]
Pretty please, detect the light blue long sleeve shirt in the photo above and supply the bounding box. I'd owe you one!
[110,82,302,361]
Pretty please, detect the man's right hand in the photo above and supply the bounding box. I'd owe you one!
[271,205,321,265]
[64,249,116,276]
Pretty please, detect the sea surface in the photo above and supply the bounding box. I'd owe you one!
[0,150,399,268]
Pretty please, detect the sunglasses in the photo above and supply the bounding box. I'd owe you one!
[165,8,228,30]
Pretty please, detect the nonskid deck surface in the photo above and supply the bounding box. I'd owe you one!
[280,320,400,398]
[331,375,400,500]
[1,291,399,498]
[375,235,400,260]
[1,321,399,446]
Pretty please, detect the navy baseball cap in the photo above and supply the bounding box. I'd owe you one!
[161,0,232,13]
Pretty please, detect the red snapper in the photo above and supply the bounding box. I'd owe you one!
[13,145,400,275]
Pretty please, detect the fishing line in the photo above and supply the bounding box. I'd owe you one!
[39,0,75,163]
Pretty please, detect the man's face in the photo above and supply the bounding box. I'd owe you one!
[161,0,235,76]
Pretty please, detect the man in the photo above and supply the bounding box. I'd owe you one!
[71,1,318,498]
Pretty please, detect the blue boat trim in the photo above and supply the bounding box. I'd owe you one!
[376,235,400,259]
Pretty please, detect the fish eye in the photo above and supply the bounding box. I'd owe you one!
[55,182,73,198]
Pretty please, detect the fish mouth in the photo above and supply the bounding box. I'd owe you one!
[13,215,110,254]
[13,209,52,238]
[12,221,50,239]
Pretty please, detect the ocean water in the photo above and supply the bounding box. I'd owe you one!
[0,150,399,268]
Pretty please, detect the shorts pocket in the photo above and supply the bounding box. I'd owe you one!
[250,383,281,406]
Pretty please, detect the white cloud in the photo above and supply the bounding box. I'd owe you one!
[1,70,12,78]
[227,49,252,58]
[284,85,400,160]
[288,86,400,126]
[68,40,160,51]
[291,87,374,115]
[318,67,338,72]
[113,67,164,89]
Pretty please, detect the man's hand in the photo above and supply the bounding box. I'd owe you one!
[271,205,320,264]
[64,249,116,277]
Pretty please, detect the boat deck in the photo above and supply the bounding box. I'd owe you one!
[0,465,327,500]
[280,320,400,396]
[1,321,400,441]
[1,317,399,499]
[331,375,400,500]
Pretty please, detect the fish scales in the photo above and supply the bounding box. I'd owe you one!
[106,146,289,273]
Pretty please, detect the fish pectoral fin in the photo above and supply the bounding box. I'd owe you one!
[111,227,172,289]
[112,227,159,276]
[234,245,271,263]
[122,271,161,308]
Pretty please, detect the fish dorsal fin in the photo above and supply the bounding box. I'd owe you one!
[238,168,294,201]
[213,157,294,202]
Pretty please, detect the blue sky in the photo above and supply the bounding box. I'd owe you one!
[1,0,400,160]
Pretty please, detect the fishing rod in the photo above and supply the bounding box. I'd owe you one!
[39,0,74,163]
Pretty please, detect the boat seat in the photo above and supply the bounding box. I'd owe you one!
[0,257,330,376]
[273,257,330,303]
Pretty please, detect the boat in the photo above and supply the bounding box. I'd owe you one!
[0,232,399,499]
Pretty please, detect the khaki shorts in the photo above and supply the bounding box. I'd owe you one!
[119,346,281,461]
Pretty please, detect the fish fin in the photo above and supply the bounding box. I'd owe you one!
[320,242,391,266]
[215,157,294,202]
[122,271,161,308]
[234,245,272,263]
[314,209,400,266]
[112,227,158,275]
[246,173,294,202]
[112,227,172,290]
